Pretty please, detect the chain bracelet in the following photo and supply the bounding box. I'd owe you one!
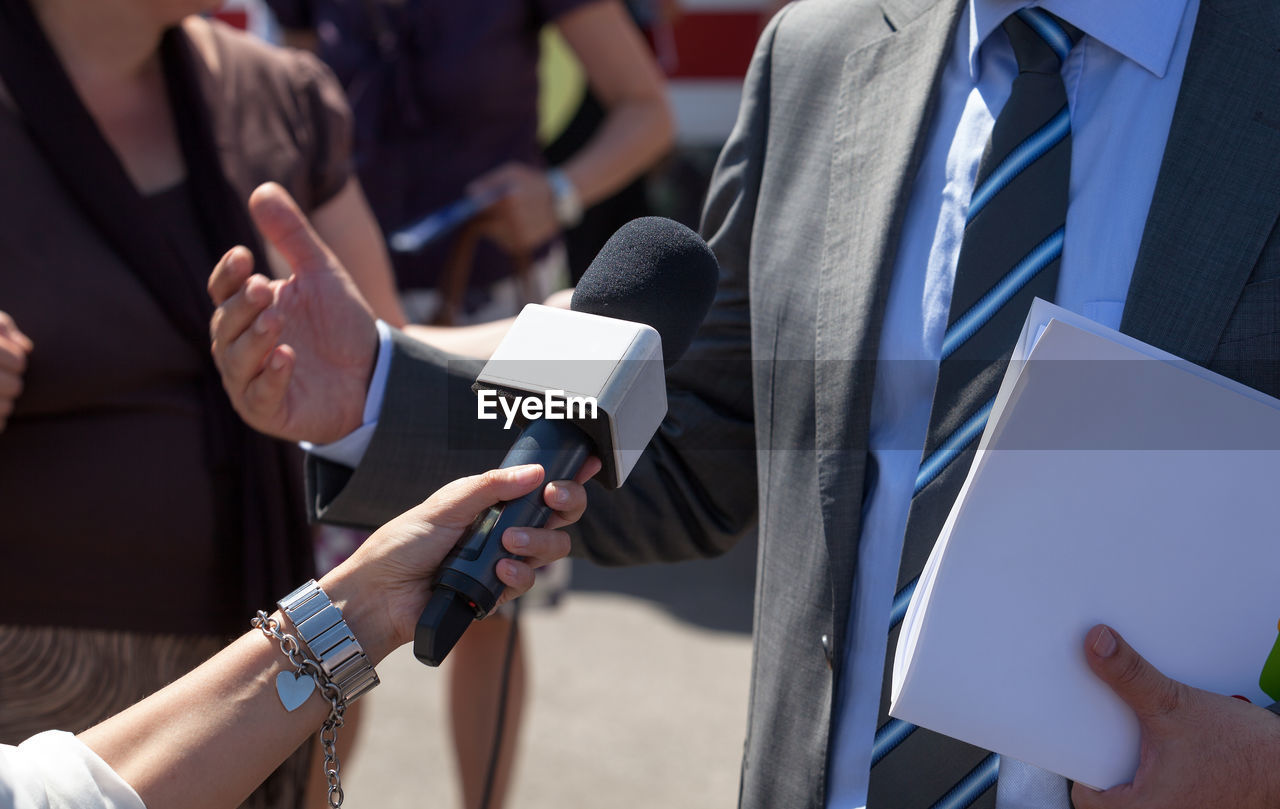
[252,610,349,808]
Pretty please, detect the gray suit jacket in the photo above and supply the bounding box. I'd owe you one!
[309,1,1280,806]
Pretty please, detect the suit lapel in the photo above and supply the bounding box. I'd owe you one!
[1121,0,1280,362]
[814,0,963,667]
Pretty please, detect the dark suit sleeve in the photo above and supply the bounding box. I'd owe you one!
[305,329,504,529]
[306,12,788,565]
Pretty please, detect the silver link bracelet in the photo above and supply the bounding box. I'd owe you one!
[252,579,379,807]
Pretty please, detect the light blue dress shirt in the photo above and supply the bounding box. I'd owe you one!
[825,1,1199,808]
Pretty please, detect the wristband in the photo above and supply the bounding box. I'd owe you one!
[253,580,378,807]
[546,167,583,228]
[277,580,379,704]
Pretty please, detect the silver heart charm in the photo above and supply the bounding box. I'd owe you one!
[275,670,316,712]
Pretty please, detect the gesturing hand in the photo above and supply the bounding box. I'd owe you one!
[1072,624,1280,809]
[208,182,378,444]
[0,311,33,433]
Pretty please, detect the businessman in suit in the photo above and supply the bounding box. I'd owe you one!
[210,0,1280,807]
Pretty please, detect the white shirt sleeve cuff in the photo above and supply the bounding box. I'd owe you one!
[1,730,146,809]
[302,318,394,469]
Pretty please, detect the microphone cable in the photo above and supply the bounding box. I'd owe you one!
[478,597,520,809]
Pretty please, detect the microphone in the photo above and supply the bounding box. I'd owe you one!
[413,217,720,666]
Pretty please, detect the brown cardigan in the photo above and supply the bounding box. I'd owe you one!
[0,17,351,636]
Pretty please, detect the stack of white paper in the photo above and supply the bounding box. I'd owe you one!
[889,299,1280,790]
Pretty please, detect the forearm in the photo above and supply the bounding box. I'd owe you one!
[555,0,674,206]
[78,629,329,809]
[403,318,515,360]
[77,561,400,809]
[558,96,673,208]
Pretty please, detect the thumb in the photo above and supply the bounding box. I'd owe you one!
[419,465,547,531]
[1084,624,1183,721]
[0,311,32,353]
[465,161,518,202]
[247,182,333,276]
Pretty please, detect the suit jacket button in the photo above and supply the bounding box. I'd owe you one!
[821,634,834,669]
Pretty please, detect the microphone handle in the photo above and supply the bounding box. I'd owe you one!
[413,417,591,666]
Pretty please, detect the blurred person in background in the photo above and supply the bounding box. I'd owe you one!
[0,0,406,804]
[269,0,672,325]
[266,2,673,806]
[541,0,681,284]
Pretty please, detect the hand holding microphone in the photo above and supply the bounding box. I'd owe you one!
[206,184,721,665]
[415,216,721,665]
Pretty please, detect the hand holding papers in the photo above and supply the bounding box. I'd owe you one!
[889,300,1280,790]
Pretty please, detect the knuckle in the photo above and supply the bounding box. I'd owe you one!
[552,530,572,558]
[479,468,506,490]
[518,567,537,591]
[1149,677,1183,716]
[244,379,274,409]
[1114,652,1148,690]
[502,566,530,593]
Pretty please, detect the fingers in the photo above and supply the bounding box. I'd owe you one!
[423,464,547,531]
[0,364,21,398]
[242,344,295,418]
[1084,624,1184,721]
[502,526,571,568]
[529,457,599,529]
[493,462,593,598]
[0,331,29,378]
[247,182,333,275]
[208,244,255,306]
[0,310,33,358]
[572,455,603,485]
[465,161,520,200]
[0,312,32,432]
[493,528,569,602]
[209,268,295,431]
[210,273,276,379]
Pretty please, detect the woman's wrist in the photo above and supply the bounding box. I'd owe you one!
[316,567,400,665]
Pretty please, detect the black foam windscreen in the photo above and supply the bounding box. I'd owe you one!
[570,217,720,366]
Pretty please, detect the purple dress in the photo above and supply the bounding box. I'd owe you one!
[269,0,595,295]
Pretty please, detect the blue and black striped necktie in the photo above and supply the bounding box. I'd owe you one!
[867,9,1082,809]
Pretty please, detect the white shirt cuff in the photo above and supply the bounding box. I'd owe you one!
[302,318,393,469]
[1,730,145,809]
